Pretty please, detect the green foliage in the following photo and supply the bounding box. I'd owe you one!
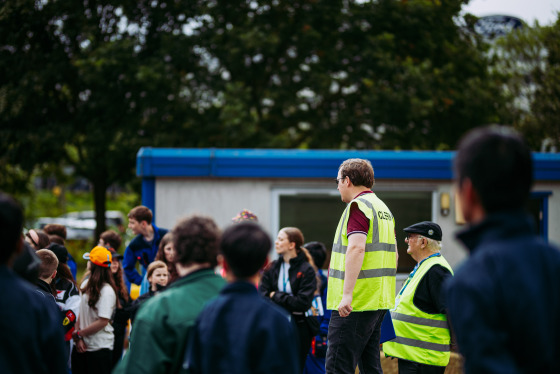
[1,0,516,231]
[494,17,560,150]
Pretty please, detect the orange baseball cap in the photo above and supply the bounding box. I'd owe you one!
[83,246,112,267]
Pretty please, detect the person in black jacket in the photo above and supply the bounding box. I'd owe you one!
[187,221,299,374]
[0,192,66,374]
[259,226,317,372]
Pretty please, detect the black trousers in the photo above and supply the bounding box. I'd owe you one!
[398,358,446,374]
[71,348,113,374]
[326,309,386,374]
[294,315,313,372]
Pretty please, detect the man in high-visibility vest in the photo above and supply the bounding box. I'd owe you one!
[383,221,453,374]
[326,158,397,374]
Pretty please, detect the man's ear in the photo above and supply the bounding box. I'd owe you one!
[51,270,57,280]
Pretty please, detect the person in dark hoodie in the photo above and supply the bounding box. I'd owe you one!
[259,226,317,372]
[0,192,66,374]
[445,126,560,374]
[187,221,299,374]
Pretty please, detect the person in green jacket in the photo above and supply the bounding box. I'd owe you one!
[114,215,226,374]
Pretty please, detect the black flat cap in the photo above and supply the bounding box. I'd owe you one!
[403,221,442,241]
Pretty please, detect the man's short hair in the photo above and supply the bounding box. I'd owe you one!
[100,230,122,250]
[36,249,59,279]
[221,222,271,278]
[128,206,153,224]
[455,126,533,213]
[339,158,375,189]
[0,193,24,264]
[304,241,327,269]
[172,215,220,267]
[43,224,67,240]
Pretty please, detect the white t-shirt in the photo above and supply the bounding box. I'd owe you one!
[78,280,116,351]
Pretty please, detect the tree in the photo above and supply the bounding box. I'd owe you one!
[493,15,560,151]
[0,1,196,237]
[1,0,511,237]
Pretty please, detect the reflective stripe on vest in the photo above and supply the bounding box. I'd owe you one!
[326,193,396,311]
[383,256,454,367]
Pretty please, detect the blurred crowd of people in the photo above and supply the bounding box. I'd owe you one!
[1,126,559,374]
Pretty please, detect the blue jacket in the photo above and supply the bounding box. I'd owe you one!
[0,266,67,374]
[123,224,168,285]
[187,281,300,374]
[445,210,560,374]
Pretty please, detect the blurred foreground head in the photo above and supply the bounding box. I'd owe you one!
[455,125,533,219]
[172,215,220,268]
[0,192,24,265]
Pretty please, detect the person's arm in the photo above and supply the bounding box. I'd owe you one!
[258,263,276,298]
[271,265,317,312]
[123,244,143,285]
[80,317,111,336]
[337,232,366,317]
[113,315,174,374]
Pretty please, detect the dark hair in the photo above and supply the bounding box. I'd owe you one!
[112,260,129,302]
[26,229,50,250]
[155,233,178,283]
[455,126,533,213]
[172,215,220,267]
[221,222,271,278]
[48,235,65,245]
[43,224,67,240]
[82,263,118,309]
[55,262,77,286]
[339,158,375,189]
[280,227,305,253]
[128,206,153,224]
[100,230,122,250]
[0,193,24,264]
[304,241,327,269]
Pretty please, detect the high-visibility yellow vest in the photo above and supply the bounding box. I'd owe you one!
[383,255,454,367]
[326,192,396,311]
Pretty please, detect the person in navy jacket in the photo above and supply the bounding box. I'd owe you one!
[445,126,560,374]
[122,206,167,286]
[0,192,67,374]
[187,221,299,374]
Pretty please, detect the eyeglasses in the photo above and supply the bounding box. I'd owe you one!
[335,176,345,186]
[405,234,423,241]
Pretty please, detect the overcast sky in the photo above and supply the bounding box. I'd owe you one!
[462,0,560,26]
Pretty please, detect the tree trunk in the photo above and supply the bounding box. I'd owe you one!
[92,177,107,242]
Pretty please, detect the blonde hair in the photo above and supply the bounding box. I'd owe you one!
[147,260,168,280]
[36,249,58,279]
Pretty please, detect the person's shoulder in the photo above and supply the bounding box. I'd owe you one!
[155,226,168,236]
[101,282,116,295]
[126,234,145,250]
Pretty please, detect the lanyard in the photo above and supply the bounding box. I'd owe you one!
[281,262,290,292]
[398,253,441,296]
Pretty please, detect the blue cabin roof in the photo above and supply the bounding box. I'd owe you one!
[136,148,560,181]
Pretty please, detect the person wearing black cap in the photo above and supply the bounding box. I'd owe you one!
[383,221,453,374]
